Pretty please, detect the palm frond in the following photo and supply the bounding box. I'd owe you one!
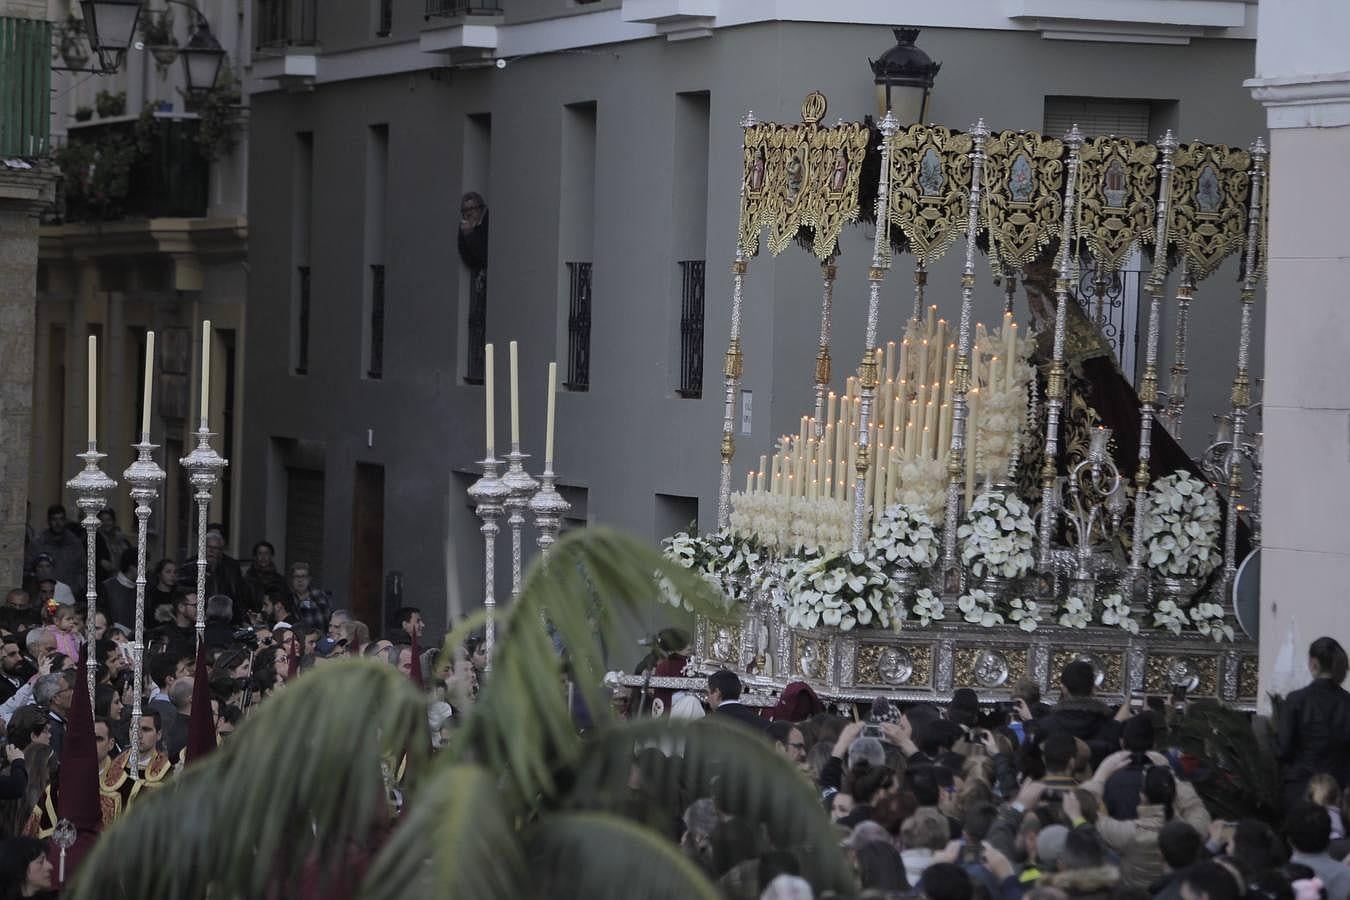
[564,717,855,894]
[68,659,429,899]
[527,810,723,900]
[450,528,726,808]
[360,763,524,900]
[1171,700,1283,821]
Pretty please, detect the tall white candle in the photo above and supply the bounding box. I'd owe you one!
[1006,323,1019,390]
[485,343,495,457]
[509,340,520,446]
[199,320,211,428]
[87,335,97,445]
[141,331,155,439]
[544,361,557,468]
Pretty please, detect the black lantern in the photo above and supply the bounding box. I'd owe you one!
[180,17,225,100]
[869,27,941,124]
[79,0,141,72]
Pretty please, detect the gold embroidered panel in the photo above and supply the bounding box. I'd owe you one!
[1170,142,1251,282]
[1077,136,1158,273]
[983,130,1065,276]
[739,121,870,260]
[888,124,974,267]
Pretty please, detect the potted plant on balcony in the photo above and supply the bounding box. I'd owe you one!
[95,90,127,118]
[74,107,94,122]
[54,15,89,71]
[140,10,178,70]
[191,67,243,161]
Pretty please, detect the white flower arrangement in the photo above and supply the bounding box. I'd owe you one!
[1099,592,1140,635]
[912,588,945,626]
[1057,596,1091,629]
[784,550,899,632]
[1151,598,1188,635]
[658,528,762,610]
[895,457,948,520]
[868,504,941,573]
[729,492,850,556]
[957,589,1005,627]
[1141,471,1223,579]
[1189,601,1235,643]
[957,490,1037,579]
[1008,597,1042,632]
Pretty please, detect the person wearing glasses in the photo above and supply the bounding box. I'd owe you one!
[457,192,489,272]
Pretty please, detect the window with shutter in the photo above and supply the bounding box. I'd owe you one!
[1043,97,1153,141]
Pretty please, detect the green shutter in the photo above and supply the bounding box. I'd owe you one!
[0,16,53,157]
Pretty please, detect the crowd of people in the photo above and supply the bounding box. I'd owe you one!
[2,503,1349,900]
[0,504,489,898]
[631,636,1350,900]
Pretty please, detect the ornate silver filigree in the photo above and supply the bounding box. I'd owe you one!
[123,438,166,778]
[67,445,117,703]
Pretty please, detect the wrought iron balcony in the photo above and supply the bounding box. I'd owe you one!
[256,0,318,51]
[565,261,592,391]
[54,118,209,223]
[425,0,502,20]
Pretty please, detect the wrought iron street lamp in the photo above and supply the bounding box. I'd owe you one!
[79,0,142,72]
[180,15,225,99]
[870,27,941,124]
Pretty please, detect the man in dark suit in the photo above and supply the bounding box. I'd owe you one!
[707,669,769,733]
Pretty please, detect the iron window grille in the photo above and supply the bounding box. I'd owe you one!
[677,259,705,397]
[368,264,385,379]
[565,262,592,391]
[465,270,487,384]
[296,265,311,374]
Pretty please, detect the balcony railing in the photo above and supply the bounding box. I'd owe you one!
[565,262,592,391]
[295,265,312,375]
[426,0,502,19]
[465,270,487,384]
[55,119,209,223]
[256,0,318,50]
[677,259,705,398]
[368,264,386,379]
[0,16,53,157]
[376,0,392,36]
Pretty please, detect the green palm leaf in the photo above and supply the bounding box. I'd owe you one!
[565,717,854,893]
[68,659,429,899]
[526,810,723,900]
[450,528,727,808]
[360,763,524,900]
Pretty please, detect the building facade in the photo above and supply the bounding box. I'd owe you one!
[32,0,250,565]
[240,0,1265,635]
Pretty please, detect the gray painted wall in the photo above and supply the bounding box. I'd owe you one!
[242,21,1264,636]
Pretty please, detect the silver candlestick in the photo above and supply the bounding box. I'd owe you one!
[122,437,166,779]
[1062,427,1125,606]
[501,447,539,597]
[1126,130,1179,592]
[179,423,228,643]
[467,456,510,675]
[1036,125,1085,573]
[529,464,571,557]
[67,444,117,705]
[850,109,899,552]
[939,117,991,584]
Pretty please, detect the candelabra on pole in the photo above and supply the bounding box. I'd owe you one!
[1125,130,1179,592]
[501,447,539,597]
[939,118,991,588]
[1219,137,1268,603]
[67,445,117,705]
[1036,126,1086,573]
[122,437,166,779]
[529,465,571,557]
[179,422,228,643]
[850,109,899,552]
[467,456,510,675]
[716,110,759,530]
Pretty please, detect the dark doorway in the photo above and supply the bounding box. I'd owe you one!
[350,462,386,628]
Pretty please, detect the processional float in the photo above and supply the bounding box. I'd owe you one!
[636,91,1268,709]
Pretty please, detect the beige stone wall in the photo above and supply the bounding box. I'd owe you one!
[1257,124,1350,703]
[0,0,50,21]
[0,168,54,590]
